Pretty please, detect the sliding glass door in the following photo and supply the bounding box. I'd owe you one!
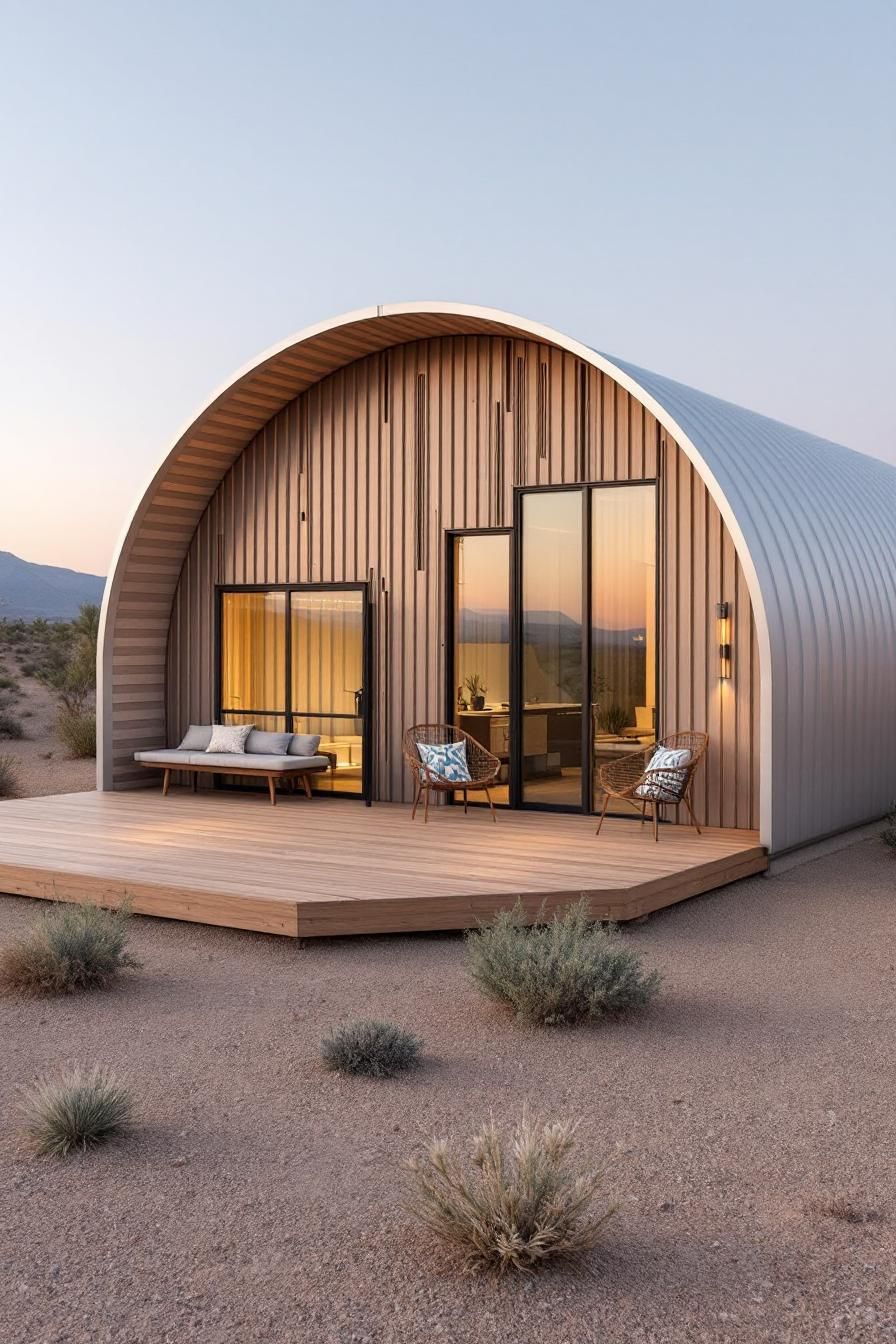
[590,486,657,811]
[218,584,369,799]
[449,484,657,815]
[520,492,584,806]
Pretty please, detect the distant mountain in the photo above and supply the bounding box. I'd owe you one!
[459,607,646,647]
[0,551,106,620]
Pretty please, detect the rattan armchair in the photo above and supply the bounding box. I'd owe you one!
[595,731,709,842]
[403,723,501,823]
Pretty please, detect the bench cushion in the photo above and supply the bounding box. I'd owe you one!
[288,733,322,757]
[245,729,293,755]
[177,724,213,750]
[195,752,328,771]
[134,749,195,766]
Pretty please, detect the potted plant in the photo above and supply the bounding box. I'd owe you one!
[464,673,487,711]
[598,703,629,737]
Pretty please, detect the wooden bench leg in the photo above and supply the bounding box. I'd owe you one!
[162,769,171,797]
[411,779,421,821]
[267,775,276,806]
[192,771,198,793]
[302,774,312,798]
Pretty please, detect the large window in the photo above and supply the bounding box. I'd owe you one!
[450,533,511,805]
[219,585,367,797]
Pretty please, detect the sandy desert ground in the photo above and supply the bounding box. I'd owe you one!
[0,656,94,797]
[0,833,893,1343]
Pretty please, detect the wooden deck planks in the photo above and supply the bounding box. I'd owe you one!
[0,790,767,938]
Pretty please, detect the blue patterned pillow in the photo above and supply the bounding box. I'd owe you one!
[416,740,472,783]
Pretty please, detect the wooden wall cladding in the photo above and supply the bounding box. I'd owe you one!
[165,335,759,827]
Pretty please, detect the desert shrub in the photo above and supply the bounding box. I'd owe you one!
[466,898,661,1026]
[0,673,18,692]
[0,711,24,739]
[20,662,38,677]
[0,753,20,798]
[0,901,138,997]
[20,1066,133,1156]
[57,707,96,758]
[320,1018,422,1077]
[407,1112,614,1274]
[881,804,896,850]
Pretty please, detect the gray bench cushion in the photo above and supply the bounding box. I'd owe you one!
[135,749,328,772]
[288,733,322,756]
[196,752,327,771]
[177,724,213,750]
[246,729,293,755]
[134,749,195,766]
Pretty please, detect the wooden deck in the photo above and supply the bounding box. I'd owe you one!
[0,790,767,938]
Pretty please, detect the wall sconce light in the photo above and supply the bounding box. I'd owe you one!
[716,601,732,679]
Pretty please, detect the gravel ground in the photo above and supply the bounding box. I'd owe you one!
[0,838,894,1343]
[0,661,94,797]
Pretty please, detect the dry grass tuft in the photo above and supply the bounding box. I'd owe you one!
[57,707,96,759]
[21,1066,133,1157]
[466,898,661,1025]
[407,1111,615,1275]
[0,901,139,997]
[0,752,20,797]
[321,1019,422,1077]
[0,711,24,739]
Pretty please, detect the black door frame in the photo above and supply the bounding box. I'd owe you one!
[214,581,374,804]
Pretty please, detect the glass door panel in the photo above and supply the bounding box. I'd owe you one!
[220,590,287,729]
[290,590,365,795]
[451,533,511,805]
[521,491,583,806]
[591,485,657,810]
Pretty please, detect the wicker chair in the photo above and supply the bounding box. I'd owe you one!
[402,723,501,823]
[595,731,709,842]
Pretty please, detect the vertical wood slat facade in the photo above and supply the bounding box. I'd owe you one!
[167,335,759,828]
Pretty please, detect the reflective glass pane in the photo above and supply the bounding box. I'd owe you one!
[295,715,364,795]
[290,591,364,716]
[452,533,511,805]
[521,491,583,805]
[220,591,287,712]
[591,485,657,809]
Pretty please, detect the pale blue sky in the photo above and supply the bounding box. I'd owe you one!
[0,0,893,574]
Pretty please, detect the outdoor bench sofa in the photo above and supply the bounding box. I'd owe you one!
[134,725,329,805]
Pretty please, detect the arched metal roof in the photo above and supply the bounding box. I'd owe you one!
[98,302,896,852]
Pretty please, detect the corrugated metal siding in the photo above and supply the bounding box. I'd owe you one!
[608,357,896,851]
[166,337,759,825]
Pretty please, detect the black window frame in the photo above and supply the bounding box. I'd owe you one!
[214,581,374,804]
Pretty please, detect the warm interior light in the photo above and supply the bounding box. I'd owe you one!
[716,601,732,679]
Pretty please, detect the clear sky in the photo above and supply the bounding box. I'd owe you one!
[0,0,893,576]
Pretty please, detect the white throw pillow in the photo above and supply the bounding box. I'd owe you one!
[634,746,692,801]
[205,723,253,754]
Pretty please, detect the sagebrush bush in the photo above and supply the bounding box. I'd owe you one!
[21,1066,133,1156]
[407,1111,615,1274]
[881,803,896,850]
[466,898,661,1026]
[0,901,138,997]
[321,1018,422,1077]
[0,711,24,739]
[57,707,96,758]
[0,753,20,798]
